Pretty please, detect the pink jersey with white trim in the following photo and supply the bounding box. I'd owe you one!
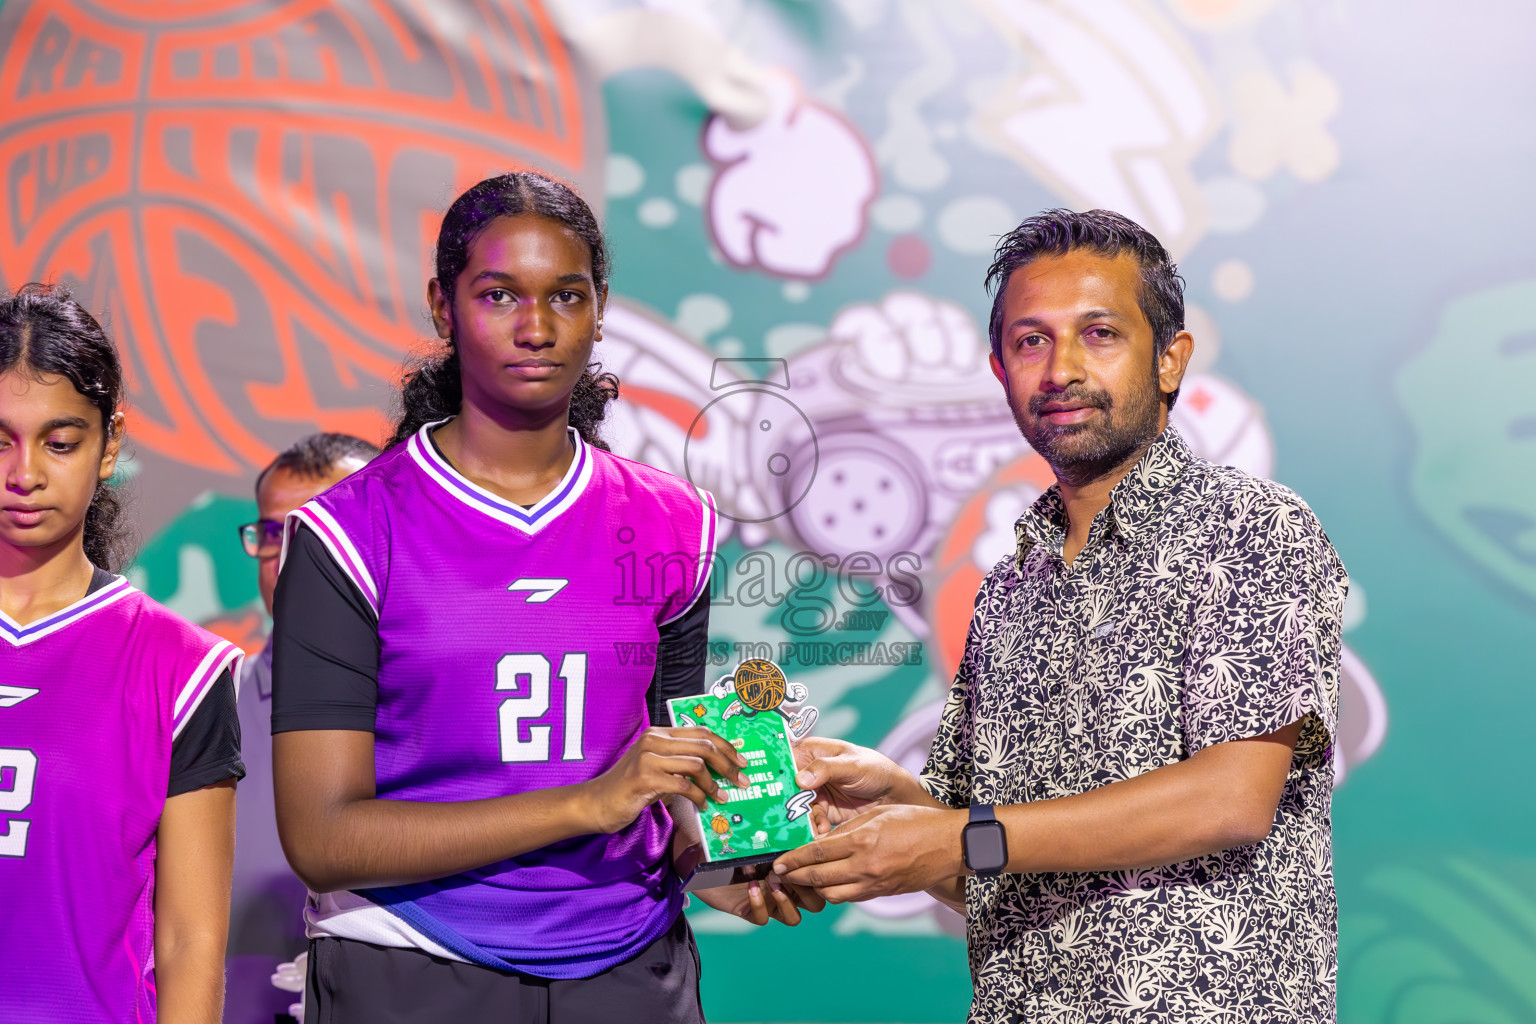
[0,579,242,1024]
[282,423,717,978]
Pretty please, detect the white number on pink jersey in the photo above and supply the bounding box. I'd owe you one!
[496,653,588,763]
[0,748,38,857]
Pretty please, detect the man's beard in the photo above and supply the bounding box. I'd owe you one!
[1012,367,1164,488]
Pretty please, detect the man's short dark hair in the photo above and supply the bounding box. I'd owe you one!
[256,432,380,495]
[985,209,1186,407]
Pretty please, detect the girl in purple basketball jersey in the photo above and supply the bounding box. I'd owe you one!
[0,286,245,1023]
[270,174,816,1024]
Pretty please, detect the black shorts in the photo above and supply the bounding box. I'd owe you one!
[304,913,705,1024]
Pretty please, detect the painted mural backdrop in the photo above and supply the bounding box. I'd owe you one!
[2,0,1532,1020]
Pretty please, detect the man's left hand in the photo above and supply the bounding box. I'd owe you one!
[771,803,968,903]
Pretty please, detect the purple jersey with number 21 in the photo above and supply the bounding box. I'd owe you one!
[285,421,716,979]
[0,581,242,1023]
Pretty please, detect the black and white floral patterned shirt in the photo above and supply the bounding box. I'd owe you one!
[922,427,1344,1023]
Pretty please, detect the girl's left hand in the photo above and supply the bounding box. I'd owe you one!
[691,876,826,926]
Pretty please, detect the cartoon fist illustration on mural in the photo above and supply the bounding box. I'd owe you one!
[828,292,988,384]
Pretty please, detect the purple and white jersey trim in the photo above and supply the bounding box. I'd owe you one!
[661,486,718,626]
[172,640,244,739]
[407,420,595,534]
[283,501,380,616]
[0,576,135,647]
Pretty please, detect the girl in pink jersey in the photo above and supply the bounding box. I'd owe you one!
[270,173,818,1023]
[0,285,245,1023]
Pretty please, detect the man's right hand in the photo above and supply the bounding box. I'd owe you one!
[792,736,931,833]
[581,727,749,835]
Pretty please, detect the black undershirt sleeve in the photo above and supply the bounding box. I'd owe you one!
[84,568,245,796]
[270,524,381,734]
[168,669,244,797]
[646,589,711,727]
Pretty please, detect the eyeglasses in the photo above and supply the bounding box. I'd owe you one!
[238,520,285,559]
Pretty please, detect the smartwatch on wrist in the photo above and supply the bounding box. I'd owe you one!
[962,803,1008,876]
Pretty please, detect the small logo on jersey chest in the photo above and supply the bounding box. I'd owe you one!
[0,684,39,708]
[507,578,570,603]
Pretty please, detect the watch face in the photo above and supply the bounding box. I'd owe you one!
[964,821,1008,873]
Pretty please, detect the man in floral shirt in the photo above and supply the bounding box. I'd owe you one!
[774,210,1344,1022]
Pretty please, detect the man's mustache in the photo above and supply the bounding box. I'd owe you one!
[1027,388,1112,417]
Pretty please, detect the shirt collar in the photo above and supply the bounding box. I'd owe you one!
[246,636,275,699]
[1014,426,1194,572]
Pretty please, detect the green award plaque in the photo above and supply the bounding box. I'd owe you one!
[667,659,818,890]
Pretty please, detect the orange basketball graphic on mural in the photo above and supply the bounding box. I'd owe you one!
[0,0,600,526]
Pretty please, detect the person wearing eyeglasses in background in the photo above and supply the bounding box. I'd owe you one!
[228,433,378,1024]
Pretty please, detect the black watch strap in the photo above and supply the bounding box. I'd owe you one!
[969,803,996,824]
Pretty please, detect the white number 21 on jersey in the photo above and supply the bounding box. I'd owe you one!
[496,653,588,763]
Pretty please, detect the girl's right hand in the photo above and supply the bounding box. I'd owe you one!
[580,727,749,835]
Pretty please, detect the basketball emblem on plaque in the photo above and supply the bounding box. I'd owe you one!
[667,660,819,888]
[716,658,818,739]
